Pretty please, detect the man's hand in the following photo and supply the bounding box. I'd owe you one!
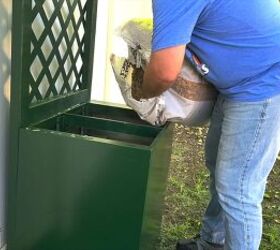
[140,45,186,99]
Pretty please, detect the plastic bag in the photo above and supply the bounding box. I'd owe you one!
[119,18,152,68]
[111,19,217,126]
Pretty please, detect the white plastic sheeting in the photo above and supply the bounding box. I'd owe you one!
[0,0,11,248]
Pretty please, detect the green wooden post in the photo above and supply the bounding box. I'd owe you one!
[8,1,173,249]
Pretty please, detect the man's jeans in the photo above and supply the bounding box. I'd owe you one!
[200,94,280,250]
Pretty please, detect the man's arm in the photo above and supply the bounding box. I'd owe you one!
[138,45,186,99]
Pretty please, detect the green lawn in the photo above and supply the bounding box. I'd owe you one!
[158,124,280,250]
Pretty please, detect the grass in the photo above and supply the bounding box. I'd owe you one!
[158,124,280,250]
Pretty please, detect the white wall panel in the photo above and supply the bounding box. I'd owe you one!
[92,0,152,104]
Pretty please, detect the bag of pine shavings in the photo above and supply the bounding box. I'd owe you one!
[111,19,217,126]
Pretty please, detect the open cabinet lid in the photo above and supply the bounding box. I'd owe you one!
[11,0,98,127]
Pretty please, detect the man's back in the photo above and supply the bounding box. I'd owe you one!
[152,0,280,101]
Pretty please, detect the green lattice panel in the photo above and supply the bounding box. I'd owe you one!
[11,0,97,126]
[29,0,88,104]
[9,1,97,248]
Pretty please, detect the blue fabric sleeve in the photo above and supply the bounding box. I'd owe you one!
[152,0,210,52]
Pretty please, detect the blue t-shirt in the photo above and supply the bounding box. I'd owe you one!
[152,0,280,101]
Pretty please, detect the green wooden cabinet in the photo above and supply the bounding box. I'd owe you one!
[8,1,173,250]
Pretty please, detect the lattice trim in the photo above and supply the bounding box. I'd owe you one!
[29,0,88,104]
